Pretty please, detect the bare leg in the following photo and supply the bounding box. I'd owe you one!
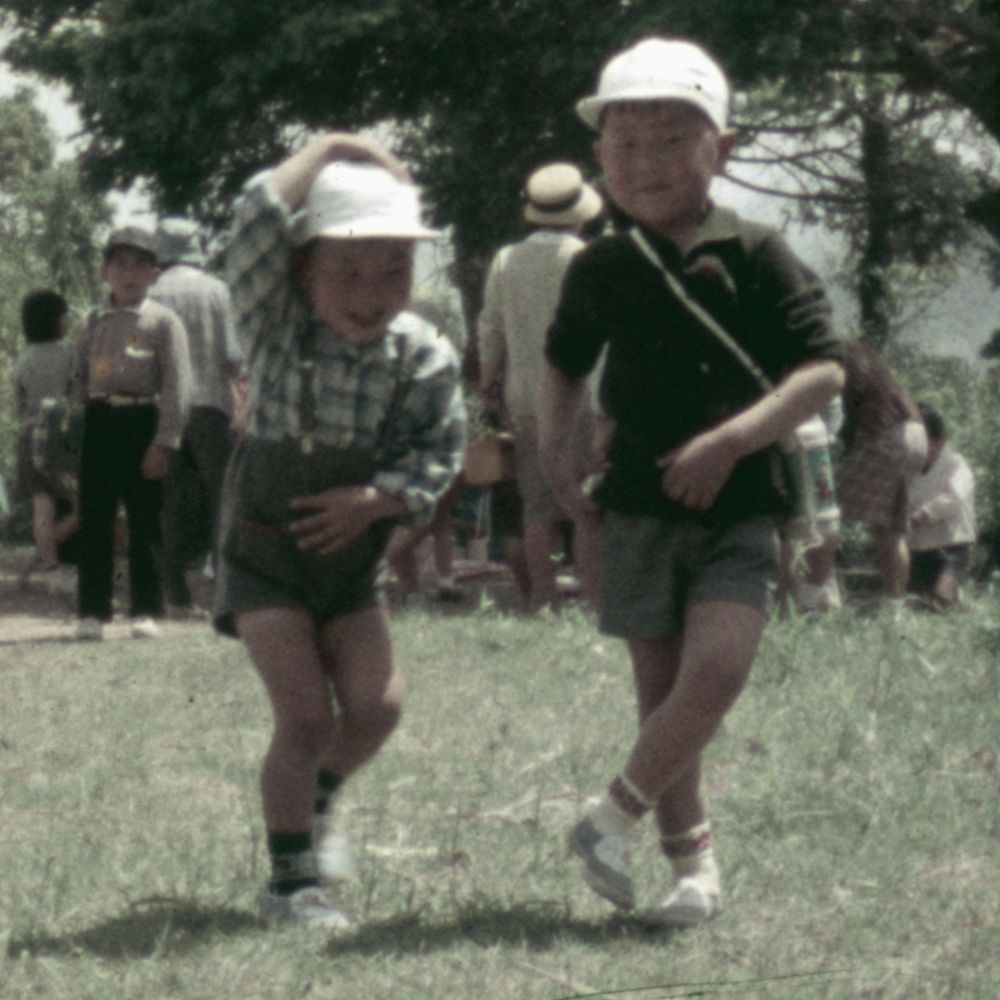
[32,493,58,567]
[318,604,402,779]
[623,602,767,803]
[237,607,334,833]
[523,519,558,608]
[628,633,705,836]
[873,526,909,598]
[571,510,601,609]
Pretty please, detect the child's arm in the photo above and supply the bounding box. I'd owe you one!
[538,364,599,516]
[269,133,409,212]
[659,358,844,511]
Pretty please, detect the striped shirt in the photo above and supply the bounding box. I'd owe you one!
[225,172,466,523]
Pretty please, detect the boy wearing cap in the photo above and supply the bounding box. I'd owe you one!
[73,226,192,641]
[217,133,464,929]
[478,162,604,608]
[540,38,845,925]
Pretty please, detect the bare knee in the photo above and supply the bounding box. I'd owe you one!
[273,706,336,759]
[342,693,402,744]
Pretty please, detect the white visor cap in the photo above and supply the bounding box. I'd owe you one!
[297,160,442,244]
[577,38,730,132]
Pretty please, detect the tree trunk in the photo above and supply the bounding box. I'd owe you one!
[857,102,894,349]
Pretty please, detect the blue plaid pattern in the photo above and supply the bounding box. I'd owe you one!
[225,173,466,523]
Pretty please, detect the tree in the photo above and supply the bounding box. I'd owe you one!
[0,87,109,497]
[3,0,997,338]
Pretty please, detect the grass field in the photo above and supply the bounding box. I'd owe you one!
[1,571,998,999]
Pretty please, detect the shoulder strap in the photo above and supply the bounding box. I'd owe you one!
[628,227,774,392]
[373,333,411,463]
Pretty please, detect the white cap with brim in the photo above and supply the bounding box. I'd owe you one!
[296,161,442,244]
[576,37,730,132]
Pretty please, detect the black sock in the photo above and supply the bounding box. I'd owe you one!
[267,830,317,896]
[315,769,344,816]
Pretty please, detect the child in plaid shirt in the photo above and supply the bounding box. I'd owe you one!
[216,133,465,929]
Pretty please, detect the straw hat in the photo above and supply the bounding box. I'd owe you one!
[576,37,730,132]
[523,163,603,228]
[297,161,441,244]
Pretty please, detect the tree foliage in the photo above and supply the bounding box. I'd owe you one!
[0,87,109,493]
[3,0,998,324]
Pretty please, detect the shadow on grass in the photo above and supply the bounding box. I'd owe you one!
[6,897,259,961]
[325,900,671,958]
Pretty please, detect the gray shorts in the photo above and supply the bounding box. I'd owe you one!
[599,512,780,639]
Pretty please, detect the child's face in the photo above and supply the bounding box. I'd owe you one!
[301,238,415,345]
[596,101,734,244]
[102,247,159,307]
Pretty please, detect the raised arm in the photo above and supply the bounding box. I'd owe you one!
[269,133,410,211]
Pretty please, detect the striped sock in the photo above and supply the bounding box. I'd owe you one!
[315,769,344,816]
[267,831,318,896]
[661,822,719,885]
[609,773,654,819]
[588,774,653,837]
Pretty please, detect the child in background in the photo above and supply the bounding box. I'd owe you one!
[14,290,76,582]
[908,402,976,608]
[216,134,465,929]
[540,38,844,925]
[73,226,192,641]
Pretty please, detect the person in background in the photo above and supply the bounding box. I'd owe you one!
[151,217,244,614]
[540,37,844,927]
[14,290,77,585]
[72,226,192,641]
[908,402,976,608]
[215,134,465,929]
[478,162,604,610]
[807,338,927,609]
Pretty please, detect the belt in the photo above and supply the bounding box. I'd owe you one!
[93,394,158,407]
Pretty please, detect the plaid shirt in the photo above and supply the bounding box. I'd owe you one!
[226,173,466,523]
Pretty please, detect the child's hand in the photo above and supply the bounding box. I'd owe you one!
[288,485,401,555]
[658,430,740,511]
[545,455,600,518]
[140,443,171,481]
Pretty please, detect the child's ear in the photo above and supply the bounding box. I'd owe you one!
[715,130,737,172]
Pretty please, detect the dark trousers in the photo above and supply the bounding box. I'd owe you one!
[77,402,164,620]
[161,406,234,606]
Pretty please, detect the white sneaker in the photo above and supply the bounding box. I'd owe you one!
[260,886,351,931]
[131,617,161,639]
[314,814,355,882]
[74,617,104,641]
[567,815,635,909]
[645,875,722,928]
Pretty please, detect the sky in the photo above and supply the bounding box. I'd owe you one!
[2,50,996,361]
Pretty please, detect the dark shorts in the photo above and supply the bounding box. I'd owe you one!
[909,545,973,594]
[213,537,387,637]
[212,437,392,637]
[599,512,780,639]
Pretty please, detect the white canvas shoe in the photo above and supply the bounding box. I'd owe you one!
[313,813,355,882]
[260,886,351,931]
[645,874,722,928]
[567,815,635,909]
[131,617,161,639]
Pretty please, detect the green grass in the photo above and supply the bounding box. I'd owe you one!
[1,588,998,999]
